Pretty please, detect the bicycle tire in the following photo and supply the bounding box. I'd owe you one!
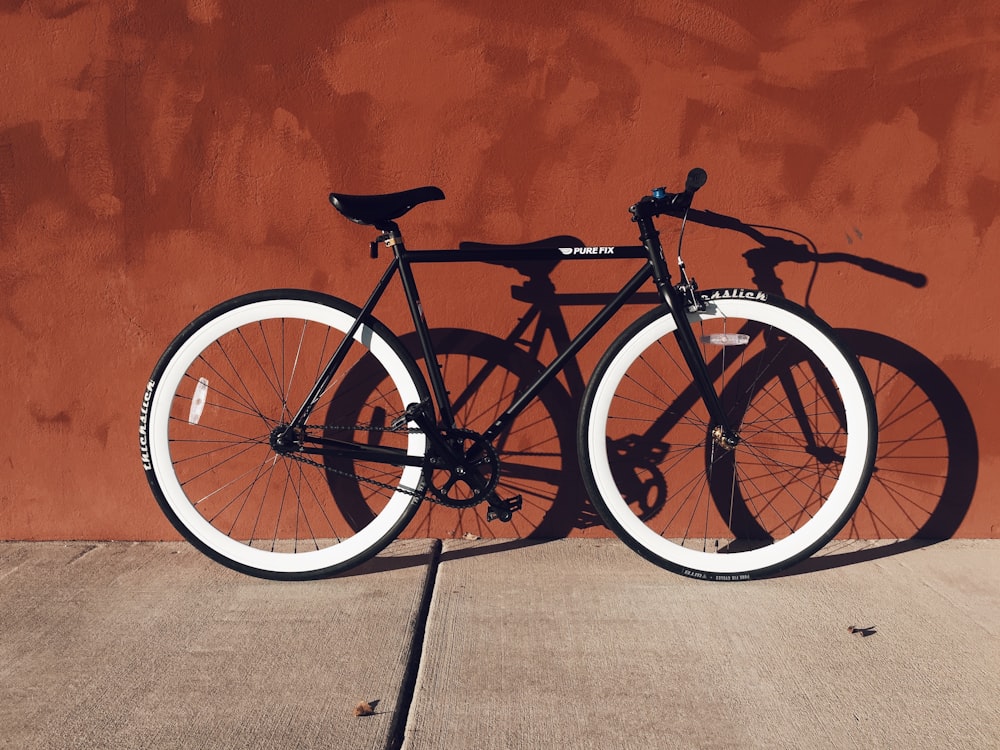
[140,289,429,579]
[578,290,877,581]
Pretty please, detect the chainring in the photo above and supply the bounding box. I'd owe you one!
[426,428,500,508]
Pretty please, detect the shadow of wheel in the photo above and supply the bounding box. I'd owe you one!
[706,337,862,552]
[742,329,978,574]
[324,328,587,540]
[318,348,426,533]
[833,330,978,543]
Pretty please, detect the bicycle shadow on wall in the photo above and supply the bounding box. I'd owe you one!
[692,213,980,574]
[326,219,978,573]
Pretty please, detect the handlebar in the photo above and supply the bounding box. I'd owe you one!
[631,167,708,221]
[629,167,928,301]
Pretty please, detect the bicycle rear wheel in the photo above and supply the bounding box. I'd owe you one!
[579,291,877,580]
[140,289,428,579]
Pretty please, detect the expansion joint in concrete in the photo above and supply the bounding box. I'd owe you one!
[387,538,442,750]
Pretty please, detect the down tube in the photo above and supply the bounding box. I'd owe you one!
[482,263,654,443]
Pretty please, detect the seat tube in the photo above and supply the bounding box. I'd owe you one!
[392,238,455,427]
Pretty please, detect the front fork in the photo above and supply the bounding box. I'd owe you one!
[636,215,740,450]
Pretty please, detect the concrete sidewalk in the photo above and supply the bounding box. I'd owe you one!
[1,539,997,749]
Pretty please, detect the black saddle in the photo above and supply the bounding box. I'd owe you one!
[329,186,445,229]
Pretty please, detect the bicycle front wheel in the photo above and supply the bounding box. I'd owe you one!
[140,289,429,579]
[579,291,877,580]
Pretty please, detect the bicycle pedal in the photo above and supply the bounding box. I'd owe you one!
[391,399,431,431]
[486,494,522,523]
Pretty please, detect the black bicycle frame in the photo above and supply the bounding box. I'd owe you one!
[408,245,653,443]
[282,223,737,452]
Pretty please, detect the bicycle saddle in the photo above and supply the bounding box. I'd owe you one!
[329,186,445,228]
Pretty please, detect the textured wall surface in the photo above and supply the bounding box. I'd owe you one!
[1,0,997,540]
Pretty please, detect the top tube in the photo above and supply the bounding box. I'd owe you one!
[404,245,648,264]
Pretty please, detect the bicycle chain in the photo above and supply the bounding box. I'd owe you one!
[302,422,422,434]
[285,422,427,499]
[283,449,426,499]
[286,423,499,510]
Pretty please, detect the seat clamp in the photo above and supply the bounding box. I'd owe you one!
[370,232,400,259]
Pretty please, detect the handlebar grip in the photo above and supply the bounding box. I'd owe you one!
[685,167,708,194]
[632,168,709,220]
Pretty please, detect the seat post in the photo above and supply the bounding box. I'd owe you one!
[371,222,402,258]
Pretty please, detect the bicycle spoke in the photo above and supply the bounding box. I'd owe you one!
[144,292,428,578]
[583,295,874,579]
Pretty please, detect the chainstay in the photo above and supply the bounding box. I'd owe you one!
[284,449,426,499]
[288,450,484,509]
[280,422,426,498]
[293,423,494,509]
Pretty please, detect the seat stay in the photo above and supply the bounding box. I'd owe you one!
[281,256,402,437]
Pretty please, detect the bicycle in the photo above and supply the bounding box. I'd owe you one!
[387,218,932,543]
[138,168,878,581]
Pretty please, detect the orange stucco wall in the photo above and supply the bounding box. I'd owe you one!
[1,0,998,541]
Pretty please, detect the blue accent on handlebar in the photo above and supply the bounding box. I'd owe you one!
[652,187,667,199]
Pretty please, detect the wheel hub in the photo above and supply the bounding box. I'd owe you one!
[269,424,305,455]
[712,425,740,450]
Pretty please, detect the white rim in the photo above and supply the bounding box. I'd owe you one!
[586,298,871,576]
[148,299,425,574]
